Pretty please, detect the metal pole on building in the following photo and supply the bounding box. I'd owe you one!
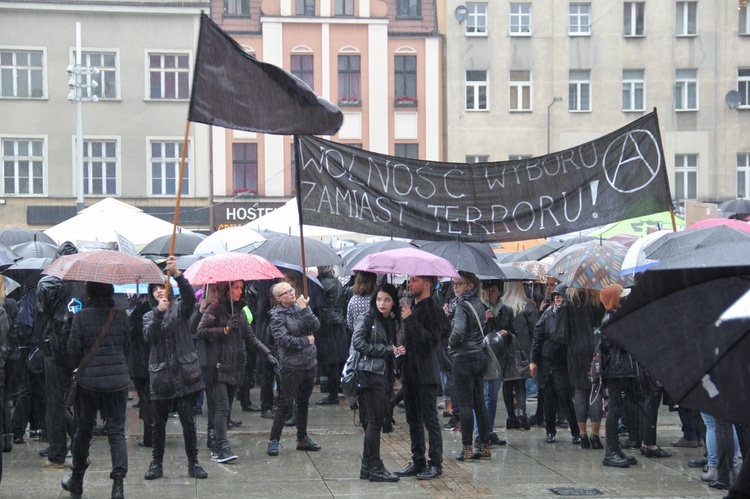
[75,22,84,212]
[546,96,563,154]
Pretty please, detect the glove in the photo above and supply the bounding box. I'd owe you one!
[229,315,241,332]
[265,352,278,366]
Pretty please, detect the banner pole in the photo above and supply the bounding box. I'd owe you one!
[668,204,678,233]
[294,135,309,298]
[165,119,191,297]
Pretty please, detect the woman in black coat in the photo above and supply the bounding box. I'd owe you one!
[63,282,130,499]
[315,265,348,405]
[352,282,402,483]
[447,271,491,461]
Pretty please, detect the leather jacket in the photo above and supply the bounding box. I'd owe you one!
[448,296,486,357]
[352,312,396,375]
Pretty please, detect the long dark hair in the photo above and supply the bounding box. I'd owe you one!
[369,282,401,323]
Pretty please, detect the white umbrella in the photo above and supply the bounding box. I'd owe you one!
[619,230,671,276]
[193,226,266,254]
[246,198,352,238]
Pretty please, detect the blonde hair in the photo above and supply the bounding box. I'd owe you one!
[502,281,531,316]
[0,277,5,306]
[566,287,600,307]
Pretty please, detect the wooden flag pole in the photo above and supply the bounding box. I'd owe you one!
[668,204,679,233]
[165,119,191,296]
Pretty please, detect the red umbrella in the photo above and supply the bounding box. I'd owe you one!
[182,252,284,285]
[42,250,165,285]
[687,218,750,234]
[352,247,459,278]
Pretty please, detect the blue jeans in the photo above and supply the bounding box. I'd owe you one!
[525,377,538,397]
[474,376,502,438]
[701,412,739,468]
[677,406,699,441]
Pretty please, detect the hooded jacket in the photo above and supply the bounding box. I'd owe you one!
[143,274,204,400]
[197,282,272,385]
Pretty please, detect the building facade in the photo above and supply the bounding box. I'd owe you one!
[443,0,750,207]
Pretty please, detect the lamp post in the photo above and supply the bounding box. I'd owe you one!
[546,96,563,154]
[67,22,99,213]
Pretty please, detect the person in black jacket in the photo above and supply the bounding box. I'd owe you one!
[127,294,152,448]
[353,282,401,483]
[314,266,348,405]
[143,257,207,481]
[61,281,130,499]
[198,280,276,463]
[447,271,491,462]
[191,284,219,450]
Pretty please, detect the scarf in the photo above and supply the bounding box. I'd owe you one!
[447,289,477,315]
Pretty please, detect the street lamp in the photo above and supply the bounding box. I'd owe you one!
[67,22,99,213]
[546,96,563,154]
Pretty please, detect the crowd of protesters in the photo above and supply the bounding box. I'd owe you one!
[0,240,748,498]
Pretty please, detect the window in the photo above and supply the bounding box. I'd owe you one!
[338,55,360,105]
[674,154,697,200]
[738,153,750,199]
[395,144,418,159]
[2,138,44,195]
[394,55,417,106]
[675,69,698,111]
[741,6,750,35]
[336,0,354,16]
[396,0,420,17]
[466,3,488,36]
[83,140,117,195]
[148,53,189,100]
[739,68,750,107]
[465,70,488,111]
[569,3,591,35]
[623,2,645,36]
[466,155,489,163]
[150,140,190,196]
[509,70,532,111]
[622,69,645,111]
[232,143,258,195]
[676,1,697,36]
[296,0,315,15]
[568,69,591,111]
[0,50,44,98]
[510,3,532,35]
[224,0,249,16]
[75,52,117,100]
[291,55,314,91]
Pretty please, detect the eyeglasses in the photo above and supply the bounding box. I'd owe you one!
[452,281,465,287]
[276,289,295,298]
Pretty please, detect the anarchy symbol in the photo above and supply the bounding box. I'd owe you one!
[602,130,661,194]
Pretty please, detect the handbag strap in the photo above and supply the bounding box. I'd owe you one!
[465,301,485,337]
[74,308,116,379]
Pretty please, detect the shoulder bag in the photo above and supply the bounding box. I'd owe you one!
[466,302,502,380]
[66,308,116,407]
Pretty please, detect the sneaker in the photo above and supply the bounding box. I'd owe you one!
[212,448,238,463]
[296,436,321,452]
[42,459,66,469]
[701,466,718,482]
[260,410,276,419]
[188,462,208,479]
[443,416,459,431]
[545,433,556,444]
[488,432,506,446]
[227,418,242,429]
[144,460,163,480]
[267,439,280,457]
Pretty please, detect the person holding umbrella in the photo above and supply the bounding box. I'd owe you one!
[198,279,277,463]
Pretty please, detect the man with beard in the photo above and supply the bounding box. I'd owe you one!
[393,275,444,480]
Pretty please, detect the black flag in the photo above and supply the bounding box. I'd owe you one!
[188,13,343,136]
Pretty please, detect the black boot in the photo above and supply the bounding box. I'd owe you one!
[506,416,520,429]
[602,447,630,468]
[188,459,208,479]
[617,448,638,465]
[359,457,371,480]
[61,468,85,499]
[368,459,399,482]
[144,459,163,480]
[518,415,531,430]
[110,471,124,499]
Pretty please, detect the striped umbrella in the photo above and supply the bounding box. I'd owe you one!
[548,241,634,290]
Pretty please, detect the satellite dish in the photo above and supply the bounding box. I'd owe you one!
[455,5,468,23]
[726,90,742,109]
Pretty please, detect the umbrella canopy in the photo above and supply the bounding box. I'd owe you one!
[2,257,52,288]
[246,234,341,267]
[505,241,564,263]
[558,235,596,251]
[140,232,207,257]
[511,260,550,281]
[644,226,750,262]
[549,240,634,289]
[193,226,266,254]
[0,251,13,270]
[340,240,412,271]
[352,247,459,278]
[42,250,166,285]
[253,261,325,308]
[411,240,496,260]
[0,243,18,261]
[719,198,750,218]
[686,218,750,234]
[11,240,58,259]
[174,253,211,271]
[0,228,56,246]
[478,262,538,282]
[619,230,671,276]
[183,252,284,285]
[417,241,501,277]
[3,276,20,295]
[602,241,750,426]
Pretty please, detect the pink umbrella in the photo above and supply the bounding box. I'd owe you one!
[183,252,284,285]
[686,218,750,234]
[352,247,459,278]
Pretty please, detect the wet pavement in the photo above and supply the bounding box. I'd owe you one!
[2,390,728,498]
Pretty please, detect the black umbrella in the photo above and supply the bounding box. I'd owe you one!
[719,198,750,218]
[11,240,58,259]
[2,257,52,288]
[174,253,210,271]
[246,234,341,267]
[410,239,497,259]
[558,235,596,251]
[252,261,325,309]
[644,225,750,262]
[494,252,519,263]
[0,228,56,246]
[140,232,207,257]
[418,241,502,277]
[602,241,750,427]
[340,239,412,272]
[478,262,538,282]
[507,240,565,263]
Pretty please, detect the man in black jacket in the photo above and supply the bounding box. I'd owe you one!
[393,275,444,480]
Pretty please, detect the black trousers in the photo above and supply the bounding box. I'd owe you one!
[638,375,661,446]
[320,361,343,400]
[256,355,276,412]
[12,361,45,439]
[402,382,442,468]
[150,393,198,463]
[132,378,151,446]
[604,377,637,450]
[270,365,315,441]
[543,369,578,438]
[360,387,389,463]
[44,355,74,464]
